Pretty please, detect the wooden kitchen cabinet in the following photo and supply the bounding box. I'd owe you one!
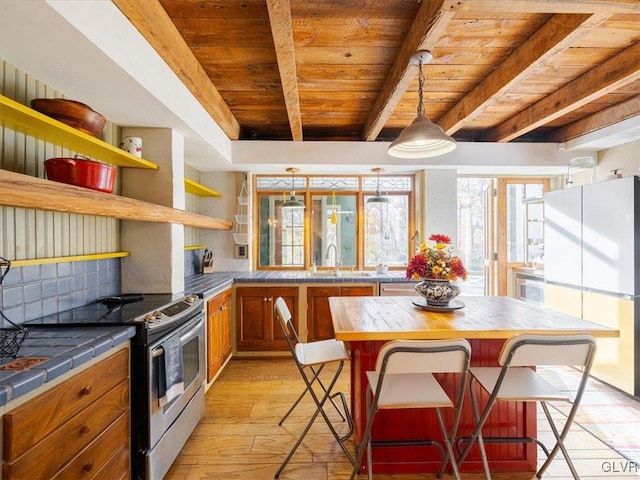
[235,286,299,351]
[307,285,375,341]
[2,348,130,480]
[207,288,232,382]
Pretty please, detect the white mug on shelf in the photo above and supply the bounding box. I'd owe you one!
[120,136,143,157]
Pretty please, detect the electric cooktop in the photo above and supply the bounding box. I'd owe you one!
[25,293,194,328]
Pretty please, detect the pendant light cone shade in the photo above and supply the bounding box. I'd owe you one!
[282,195,305,209]
[388,50,456,159]
[367,168,390,204]
[281,167,305,209]
[388,115,457,158]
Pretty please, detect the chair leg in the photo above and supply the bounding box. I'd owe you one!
[274,397,323,479]
[350,386,377,480]
[537,402,580,480]
[457,377,492,480]
[276,361,354,479]
[435,407,462,480]
[279,364,347,426]
[308,362,355,465]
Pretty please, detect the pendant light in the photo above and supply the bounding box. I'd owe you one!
[281,167,305,209]
[367,167,390,204]
[330,191,338,224]
[387,50,456,159]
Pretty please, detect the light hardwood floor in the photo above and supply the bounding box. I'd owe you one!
[167,359,639,480]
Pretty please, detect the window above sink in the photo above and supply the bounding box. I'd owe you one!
[255,174,414,271]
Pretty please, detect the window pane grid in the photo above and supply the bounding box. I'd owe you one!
[308,177,359,190]
[362,176,412,191]
[257,177,307,191]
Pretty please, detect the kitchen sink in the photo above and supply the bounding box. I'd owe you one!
[309,271,375,278]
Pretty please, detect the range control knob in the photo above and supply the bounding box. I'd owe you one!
[153,311,162,319]
[144,314,155,323]
[185,294,199,303]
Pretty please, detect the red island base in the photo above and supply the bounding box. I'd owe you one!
[348,339,537,475]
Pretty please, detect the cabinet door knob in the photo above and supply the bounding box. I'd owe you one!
[80,386,92,396]
[83,461,94,473]
[80,424,91,435]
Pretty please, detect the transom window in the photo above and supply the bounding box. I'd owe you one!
[255,174,413,270]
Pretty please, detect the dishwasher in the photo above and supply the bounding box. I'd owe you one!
[379,282,420,296]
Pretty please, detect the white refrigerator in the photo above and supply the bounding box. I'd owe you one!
[544,176,639,396]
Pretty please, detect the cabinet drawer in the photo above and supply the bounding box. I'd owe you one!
[2,380,129,478]
[3,349,128,461]
[92,443,130,480]
[51,412,129,480]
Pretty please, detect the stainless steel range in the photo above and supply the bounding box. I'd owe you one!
[27,293,206,480]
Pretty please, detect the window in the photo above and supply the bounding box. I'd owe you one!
[256,174,412,270]
[364,194,409,267]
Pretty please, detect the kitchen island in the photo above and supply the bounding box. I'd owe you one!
[329,295,619,475]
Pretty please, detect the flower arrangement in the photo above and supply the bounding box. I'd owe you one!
[406,234,468,282]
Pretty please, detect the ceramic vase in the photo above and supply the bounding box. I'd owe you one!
[415,278,460,306]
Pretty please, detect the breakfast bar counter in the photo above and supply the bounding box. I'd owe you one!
[329,295,618,475]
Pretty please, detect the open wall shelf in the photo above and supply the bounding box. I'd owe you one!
[0,95,157,169]
[1,169,232,230]
[184,178,222,197]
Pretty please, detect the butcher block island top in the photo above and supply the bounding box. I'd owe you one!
[329,295,619,341]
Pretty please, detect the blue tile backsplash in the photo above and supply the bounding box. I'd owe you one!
[185,249,203,277]
[0,258,121,325]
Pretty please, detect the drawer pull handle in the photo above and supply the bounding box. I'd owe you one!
[80,386,92,396]
[83,461,94,473]
[80,424,91,435]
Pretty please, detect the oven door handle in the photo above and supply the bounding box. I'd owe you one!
[151,315,204,358]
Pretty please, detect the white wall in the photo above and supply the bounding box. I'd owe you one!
[596,139,640,181]
[199,172,252,272]
[421,170,458,248]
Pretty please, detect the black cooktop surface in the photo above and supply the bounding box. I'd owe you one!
[25,294,184,327]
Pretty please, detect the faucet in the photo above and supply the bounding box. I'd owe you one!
[325,243,342,274]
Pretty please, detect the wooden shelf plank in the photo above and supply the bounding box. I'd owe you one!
[184,178,222,197]
[0,169,233,230]
[0,95,158,169]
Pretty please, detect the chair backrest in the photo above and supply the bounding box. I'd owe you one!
[375,339,472,375]
[274,297,300,351]
[498,333,597,368]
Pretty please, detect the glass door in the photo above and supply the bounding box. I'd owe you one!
[496,178,550,295]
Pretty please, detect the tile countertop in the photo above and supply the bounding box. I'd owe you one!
[0,270,406,406]
[184,270,414,298]
[0,326,136,407]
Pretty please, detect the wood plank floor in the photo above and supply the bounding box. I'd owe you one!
[167,359,640,480]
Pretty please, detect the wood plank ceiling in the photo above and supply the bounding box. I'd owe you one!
[114,0,640,145]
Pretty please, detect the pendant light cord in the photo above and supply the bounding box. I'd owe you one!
[417,57,425,117]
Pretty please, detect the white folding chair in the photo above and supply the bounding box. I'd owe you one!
[350,338,472,480]
[273,297,354,479]
[457,333,597,480]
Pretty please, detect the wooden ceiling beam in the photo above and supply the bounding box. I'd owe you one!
[485,41,640,142]
[266,0,303,141]
[549,95,640,142]
[450,0,640,14]
[360,0,456,141]
[439,13,603,135]
[112,0,241,139]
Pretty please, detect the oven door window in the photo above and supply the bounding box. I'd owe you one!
[182,333,200,392]
[153,328,202,409]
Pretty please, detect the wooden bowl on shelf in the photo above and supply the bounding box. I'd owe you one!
[30,98,106,136]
